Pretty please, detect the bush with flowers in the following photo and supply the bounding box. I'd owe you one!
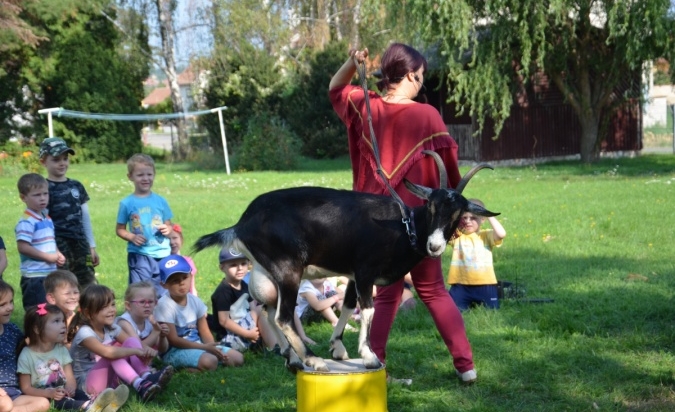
[0,142,42,175]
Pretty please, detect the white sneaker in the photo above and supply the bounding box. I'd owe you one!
[456,369,477,384]
[386,375,413,386]
[101,385,129,412]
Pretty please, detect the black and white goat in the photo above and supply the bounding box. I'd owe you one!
[193,153,497,372]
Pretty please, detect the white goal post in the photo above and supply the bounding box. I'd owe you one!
[37,106,231,175]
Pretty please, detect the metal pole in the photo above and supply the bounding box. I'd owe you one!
[671,105,674,154]
[210,106,230,175]
[37,108,62,137]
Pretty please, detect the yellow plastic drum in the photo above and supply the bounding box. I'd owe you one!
[297,359,387,412]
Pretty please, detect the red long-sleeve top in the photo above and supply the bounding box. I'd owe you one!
[329,85,461,207]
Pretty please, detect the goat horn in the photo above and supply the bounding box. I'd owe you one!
[421,150,448,189]
[455,163,494,193]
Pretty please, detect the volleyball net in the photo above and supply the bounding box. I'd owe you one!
[37,106,231,174]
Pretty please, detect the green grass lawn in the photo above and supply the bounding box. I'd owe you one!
[1,154,674,411]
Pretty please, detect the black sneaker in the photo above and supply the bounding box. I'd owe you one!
[136,379,161,402]
[266,344,282,356]
[144,365,174,389]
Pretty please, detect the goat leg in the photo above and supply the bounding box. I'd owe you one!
[329,309,353,361]
[355,286,381,369]
[357,306,381,369]
[276,281,328,372]
[330,280,357,360]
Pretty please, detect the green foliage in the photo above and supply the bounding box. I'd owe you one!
[0,141,41,174]
[283,41,349,159]
[375,0,675,163]
[201,43,288,157]
[0,0,149,161]
[235,113,301,171]
[145,98,172,115]
[38,4,146,162]
[654,70,671,86]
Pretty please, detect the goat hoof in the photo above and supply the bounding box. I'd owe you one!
[285,360,301,375]
[305,356,328,372]
[330,341,349,360]
[363,355,382,369]
[330,348,349,361]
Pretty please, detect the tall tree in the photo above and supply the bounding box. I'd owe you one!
[204,0,291,149]
[0,0,47,142]
[379,0,675,163]
[0,0,44,47]
[154,0,189,160]
[117,0,212,160]
[21,0,149,161]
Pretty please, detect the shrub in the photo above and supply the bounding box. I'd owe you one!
[190,149,225,170]
[0,142,41,175]
[235,114,301,171]
[301,125,347,159]
[283,41,349,159]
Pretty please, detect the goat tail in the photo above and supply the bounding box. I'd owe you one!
[192,228,236,255]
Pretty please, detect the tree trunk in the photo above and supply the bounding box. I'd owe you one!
[156,0,189,160]
[351,0,361,48]
[578,112,601,163]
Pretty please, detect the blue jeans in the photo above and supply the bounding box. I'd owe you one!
[20,276,47,310]
[449,284,499,311]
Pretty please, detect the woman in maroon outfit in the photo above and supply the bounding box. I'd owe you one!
[329,43,477,384]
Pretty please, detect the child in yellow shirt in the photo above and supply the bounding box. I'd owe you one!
[447,199,506,311]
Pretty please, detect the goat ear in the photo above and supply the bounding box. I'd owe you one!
[466,201,500,217]
[404,179,432,200]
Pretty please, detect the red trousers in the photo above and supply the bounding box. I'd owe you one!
[370,257,475,373]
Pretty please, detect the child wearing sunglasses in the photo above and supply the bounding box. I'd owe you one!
[116,282,169,355]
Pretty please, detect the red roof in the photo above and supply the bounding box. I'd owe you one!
[177,67,195,85]
[142,87,171,107]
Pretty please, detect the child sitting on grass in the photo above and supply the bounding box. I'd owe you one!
[68,285,173,402]
[0,280,51,412]
[296,278,355,331]
[44,270,81,346]
[447,198,506,311]
[154,255,243,372]
[209,248,277,352]
[116,282,169,356]
[18,304,129,411]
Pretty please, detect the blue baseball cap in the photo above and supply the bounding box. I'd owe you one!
[159,254,192,283]
[219,247,246,264]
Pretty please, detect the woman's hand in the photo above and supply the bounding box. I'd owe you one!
[350,48,369,64]
[330,47,369,90]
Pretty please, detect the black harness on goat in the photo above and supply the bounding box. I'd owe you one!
[354,59,418,248]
